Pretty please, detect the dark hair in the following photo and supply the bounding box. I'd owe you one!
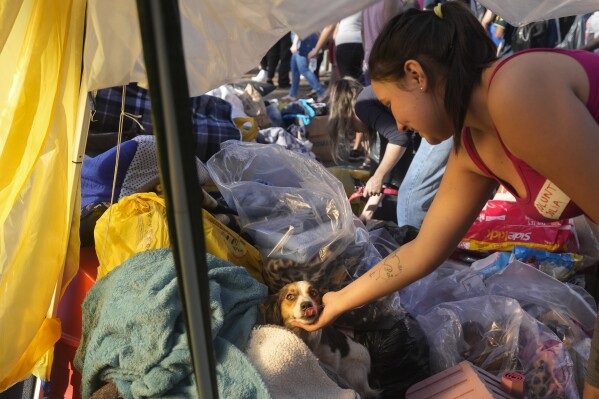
[328,77,375,162]
[368,1,497,148]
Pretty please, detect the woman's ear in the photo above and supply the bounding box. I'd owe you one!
[404,60,427,91]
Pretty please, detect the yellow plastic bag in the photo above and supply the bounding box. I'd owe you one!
[94,192,263,282]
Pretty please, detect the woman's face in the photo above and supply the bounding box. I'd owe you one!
[371,79,453,145]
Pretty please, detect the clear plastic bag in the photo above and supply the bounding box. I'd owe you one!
[207,141,366,289]
[207,141,353,258]
[486,261,597,333]
[417,295,579,398]
[398,260,479,317]
[523,304,591,394]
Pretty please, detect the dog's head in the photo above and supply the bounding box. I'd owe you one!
[263,281,322,328]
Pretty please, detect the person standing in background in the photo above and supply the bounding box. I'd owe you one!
[334,11,365,80]
[252,32,292,88]
[362,0,409,85]
[281,32,328,103]
[309,12,366,161]
[266,32,292,88]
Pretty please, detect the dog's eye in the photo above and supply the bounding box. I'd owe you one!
[286,294,295,301]
[309,289,318,297]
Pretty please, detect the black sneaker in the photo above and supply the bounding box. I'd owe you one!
[348,149,365,162]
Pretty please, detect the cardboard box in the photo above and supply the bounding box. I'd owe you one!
[306,115,333,163]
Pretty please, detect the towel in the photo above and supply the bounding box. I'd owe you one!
[245,325,358,399]
[74,249,270,399]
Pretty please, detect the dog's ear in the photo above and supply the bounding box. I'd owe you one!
[261,293,283,326]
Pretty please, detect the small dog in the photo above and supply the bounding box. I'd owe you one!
[262,281,380,398]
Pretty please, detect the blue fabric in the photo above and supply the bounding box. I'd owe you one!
[396,138,453,228]
[74,249,270,399]
[80,140,139,208]
[281,100,316,126]
[90,84,153,134]
[289,52,325,98]
[190,95,241,162]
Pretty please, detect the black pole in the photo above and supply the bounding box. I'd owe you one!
[135,1,218,398]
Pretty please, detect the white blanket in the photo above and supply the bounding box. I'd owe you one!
[246,325,358,399]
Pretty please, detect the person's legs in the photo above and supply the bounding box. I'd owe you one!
[252,55,269,82]
[314,50,324,81]
[277,32,292,87]
[266,42,281,85]
[396,137,453,228]
[260,55,268,71]
[295,54,326,99]
[284,53,301,100]
[349,132,365,161]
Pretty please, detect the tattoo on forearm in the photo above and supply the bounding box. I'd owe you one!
[369,252,403,281]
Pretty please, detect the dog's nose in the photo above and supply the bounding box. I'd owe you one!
[300,301,313,311]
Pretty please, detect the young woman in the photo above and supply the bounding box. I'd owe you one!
[293,2,599,396]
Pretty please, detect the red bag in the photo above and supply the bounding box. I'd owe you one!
[459,200,578,253]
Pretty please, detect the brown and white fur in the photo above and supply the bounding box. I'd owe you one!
[262,281,380,398]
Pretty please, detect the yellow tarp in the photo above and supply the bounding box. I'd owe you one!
[0,0,85,390]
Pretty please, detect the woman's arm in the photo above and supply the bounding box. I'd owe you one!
[364,143,405,196]
[308,23,336,59]
[293,148,497,331]
[488,54,599,223]
[355,86,410,196]
[290,33,300,54]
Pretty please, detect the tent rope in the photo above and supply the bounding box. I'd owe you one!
[99,85,128,263]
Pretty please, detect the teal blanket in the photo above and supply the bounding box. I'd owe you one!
[74,249,270,399]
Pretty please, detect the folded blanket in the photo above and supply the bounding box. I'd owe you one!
[245,325,357,399]
[74,249,270,399]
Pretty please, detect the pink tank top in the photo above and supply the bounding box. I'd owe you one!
[463,48,599,222]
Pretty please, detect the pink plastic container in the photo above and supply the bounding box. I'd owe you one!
[406,361,518,399]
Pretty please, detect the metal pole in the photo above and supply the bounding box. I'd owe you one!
[135,1,218,397]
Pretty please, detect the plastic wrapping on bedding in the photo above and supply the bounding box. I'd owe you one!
[486,261,597,333]
[207,141,404,327]
[523,304,591,394]
[207,141,354,264]
[417,295,579,398]
[398,260,478,317]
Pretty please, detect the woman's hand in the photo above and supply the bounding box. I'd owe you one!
[364,175,384,197]
[291,291,343,332]
[307,49,317,60]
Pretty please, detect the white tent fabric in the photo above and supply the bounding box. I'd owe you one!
[477,0,599,26]
[84,0,380,97]
[84,0,599,99]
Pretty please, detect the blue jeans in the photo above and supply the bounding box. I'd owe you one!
[396,137,453,228]
[289,53,325,98]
